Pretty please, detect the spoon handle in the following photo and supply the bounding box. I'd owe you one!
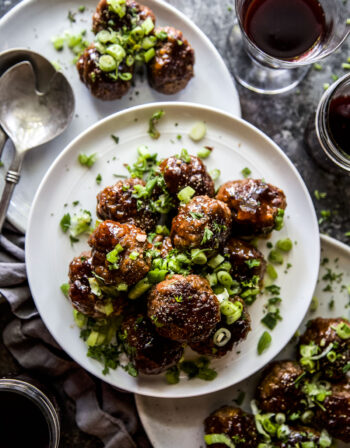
[0,128,7,159]
[0,151,24,234]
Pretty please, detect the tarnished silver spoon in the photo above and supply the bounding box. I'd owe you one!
[0,61,74,232]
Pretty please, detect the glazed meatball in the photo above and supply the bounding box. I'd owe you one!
[77,44,133,101]
[147,274,220,343]
[316,379,350,443]
[120,314,183,375]
[171,196,232,250]
[88,220,152,286]
[256,361,306,414]
[96,178,159,232]
[204,406,259,448]
[216,179,287,236]
[68,251,126,318]
[92,0,156,33]
[277,426,323,448]
[159,155,214,198]
[298,317,350,380]
[147,26,194,94]
[190,297,251,358]
[223,238,266,287]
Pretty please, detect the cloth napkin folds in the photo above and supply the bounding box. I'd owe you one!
[0,223,151,448]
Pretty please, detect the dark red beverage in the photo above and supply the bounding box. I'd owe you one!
[243,0,326,59]
[0,391,50,448]
[328,95,350,155]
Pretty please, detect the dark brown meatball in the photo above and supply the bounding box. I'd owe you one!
[216,179,287,236]
[316,379,350,443]
[190,297,251,358]
[147,274,220,343]
[223,238,266,287]
[147,26,194,94]
[96,178,159,232]
[277,426,322,448]
[159,155,214,198]
[92,0,156,33]
[88,220,152,286]
[298,317,350,380]
[171,196,232,250]
[204,406,259,448]
[77,44,133,101]
[120,314,183,375]
[256,361,306,414]
[68,251,126,318]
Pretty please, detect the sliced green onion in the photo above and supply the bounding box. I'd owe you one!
[276,238,293,252]
[144,47,155,63]
[214,261,232,272]
[301,410,314,424]
[99,54,117,72]
[128,278,152,299]
[148,269,168,283]
[96,30,112,44]
[334,321,350,339]
[126,54,134,66]
[189,121,207,141]
[266,264,278,280]
[217,271,234,287]
[177,186,195,203]
[204,434,235,448]
[274,208,285,231]
[52,35,65,51]
[106,43,126,62]
[118,72,132,81]
[141,17,155,35]
[210,168,221,181]
[326,350,337,362]
[129,251,139,260]
[275,413,285,424]
[117,283,128,291]
[166,366,180,384]
[107,0,126,17]
[208,254,225,269]
[216,288,230,302]
[276,424,290,440]
[131,26,144,41]
[197,147,211,159]
[141,36,157,49]
[257,331,272,355]
[191,249,207,265]
[156,30,168,40]
[226,301,243,325]
[241,167,251,178]
[213,328,231,347]
[180,148,191,163]
[88,277,103,296]
[206,273,218,287]
[319,430,332,447]
[268,250,284,265]
[73,309,87,328]
[87,330,106,347]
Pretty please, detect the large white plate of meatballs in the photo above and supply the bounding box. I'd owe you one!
[0,0,240,232]
[26,102,320,398]
[136,234,350,447]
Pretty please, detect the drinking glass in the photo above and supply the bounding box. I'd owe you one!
[228,0,350,94]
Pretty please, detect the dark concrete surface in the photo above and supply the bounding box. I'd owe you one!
[0,0,349,446]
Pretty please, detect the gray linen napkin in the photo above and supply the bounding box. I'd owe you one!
[0,224,151,448]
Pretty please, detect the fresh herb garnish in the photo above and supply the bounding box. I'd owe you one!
[78,152,97,168]
[148,110,164,139]
[257,331,272,355]
[111,134,119,144]
[241,167,251,178]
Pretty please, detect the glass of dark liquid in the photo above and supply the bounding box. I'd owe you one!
[0,378,60,448]
[229,0,349,94]
[314,73,350,172]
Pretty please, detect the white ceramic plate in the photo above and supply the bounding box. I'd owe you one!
[0,0,240,232]
[136,234,350,447]
[26,102,319,398]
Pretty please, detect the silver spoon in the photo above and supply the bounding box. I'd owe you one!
[0,61,74,232]
[0,48,59,160]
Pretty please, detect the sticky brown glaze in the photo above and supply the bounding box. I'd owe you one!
[157,235,173,258]
[159,155,214,198]
[147,274,220,343]
[190,297,251,358]
[204,406,259,448]
[171,196,232,250]
[88,220,152,286]
[147,26,194,94]
[256,360,306,414]
[92,0,156,33]
[96,178,159,232]
[216,179,287,236]
[77,44,133,101]
[316,379,350,443]
[120,314,183,375]
[68,251,126,317]
[298,317,350,381]
[223,237,266,287]
[276,426,322,447]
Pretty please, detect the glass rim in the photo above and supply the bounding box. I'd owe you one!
[234,0,350,68]
[0,378,60,448]
[315,73,350,172]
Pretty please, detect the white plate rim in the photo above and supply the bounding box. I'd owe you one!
[26,100,320,398]
[134,233,350,445]
[0,0,241,233]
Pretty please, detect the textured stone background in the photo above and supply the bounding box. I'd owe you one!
[0,0,349,446]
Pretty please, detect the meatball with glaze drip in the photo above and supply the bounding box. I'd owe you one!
[147,26,194,94]
[68,251,126,318]
[216,179,287,236]
[120,314,183,375]
[159,154,214,198]
[171,196,232,250]
[96,178,159,232]
[88,220,152,286]
[147,274,220,343]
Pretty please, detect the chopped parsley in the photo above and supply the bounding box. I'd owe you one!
[245,259,261,268]
[201,227,214,245]
[67,10,76,22]
[96,173,102,185]
[60,213,71,233]
[189,212,204,220]
[111,134,119,144]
